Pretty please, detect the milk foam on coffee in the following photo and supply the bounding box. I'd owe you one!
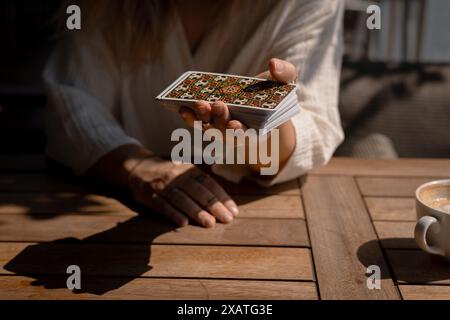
[420,185,450,214]
[430,199,450,213]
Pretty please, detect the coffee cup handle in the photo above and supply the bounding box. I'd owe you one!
[414,216,444,256]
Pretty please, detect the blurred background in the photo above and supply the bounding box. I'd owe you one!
[0,0,449,159]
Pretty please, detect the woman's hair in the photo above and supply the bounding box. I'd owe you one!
[70,0,174,67]
[62,0,274,71]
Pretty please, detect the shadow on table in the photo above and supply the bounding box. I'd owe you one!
[358,238,450,284]
[0,170,135,220]
[4,213,178,295]
[2,165,289,295]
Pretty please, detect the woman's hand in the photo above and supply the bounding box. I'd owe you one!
[128,156,239,228]
[179,58,297,134]
[179,58,298,173]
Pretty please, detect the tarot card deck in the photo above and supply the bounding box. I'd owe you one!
[156,71,300,132]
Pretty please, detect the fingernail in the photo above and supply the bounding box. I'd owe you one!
[227,201,239,216]
[274,59,285,72]
[179,218,189,227]
[205,216,216,228]
[222,213,234,224]
[227,121,242,130]
[229,206,239,216]
[202,213,216,228]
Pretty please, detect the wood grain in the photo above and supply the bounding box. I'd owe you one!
[0,192,303,219]
[357,177,436,197]
[0,243,314,281]
[0,155,302,195]
[6,157,450,300]
[302,176,400,299]
[219,178,301,196]
[400,285,450,300]
[365,197,415,221]
[0,276,318,300]
[0,215,309,247]
[0,192,132,215]
[311,158,450,178]
[386,250,450,285]
[0,173,300,196]
[234,195,304,218]
[373,221,417,249]
[7,156,450,179]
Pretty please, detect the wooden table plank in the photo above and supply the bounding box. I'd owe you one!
[386,250,450,285]
[302,176,400,299]
[311,158,450,178]
[0,156,302,195]
[365,197,415,221]
[400,285,450,300]
[0,215,309,247]
[0,173,300,196]
[0,276,318,300]
[357,177,438,197]
[0,192,304,219]
[235,195,304,218]
[6,156,450,300]
[0,243,314,281]
[4,156,450,180]
[219,178,301,196]
[374,221,417,249]
[0,192,132,215]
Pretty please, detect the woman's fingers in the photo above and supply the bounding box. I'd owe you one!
[256,58,298,84]
[162,186,216,228]
[227,120,247,131]
[179,107,197,127]
[193,172,239,217]
[148,194,189,227]
[192,100,211,123]
[180,101,235,133]
[255,70,272,80]
[268,58,297,83]
[211,101,231,130]
[180,101,212,124]
[179,176,234,224]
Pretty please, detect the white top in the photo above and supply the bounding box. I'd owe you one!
[44,0,345,187]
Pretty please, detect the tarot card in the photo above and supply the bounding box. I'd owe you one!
[156,71,297,112]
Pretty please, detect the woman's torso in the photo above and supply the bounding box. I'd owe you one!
[117,0,286,157]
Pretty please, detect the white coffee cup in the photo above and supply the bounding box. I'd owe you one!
[415,179,450,260]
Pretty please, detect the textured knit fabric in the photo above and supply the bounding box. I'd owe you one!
[44,0,345,186]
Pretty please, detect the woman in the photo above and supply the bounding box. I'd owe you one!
[45,0,344,228]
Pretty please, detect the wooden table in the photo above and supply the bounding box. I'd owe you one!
[0,156,450,300]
